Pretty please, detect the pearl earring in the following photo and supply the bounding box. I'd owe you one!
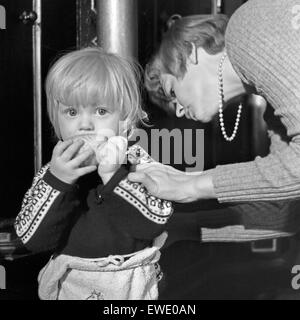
[218,52,242,142]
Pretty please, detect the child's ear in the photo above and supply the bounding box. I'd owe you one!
[118,119,131,138]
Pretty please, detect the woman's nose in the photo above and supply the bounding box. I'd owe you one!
[175,103,185,118]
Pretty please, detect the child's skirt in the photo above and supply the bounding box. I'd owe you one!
[38,232,167,300]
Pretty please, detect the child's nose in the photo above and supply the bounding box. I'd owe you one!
[79,115,94,131]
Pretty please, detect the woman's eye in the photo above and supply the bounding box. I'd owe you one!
[169,88,176,99]
[96,108,107,116]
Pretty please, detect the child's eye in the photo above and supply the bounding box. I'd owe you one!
[96,108,107,116]
[66,108,77,116]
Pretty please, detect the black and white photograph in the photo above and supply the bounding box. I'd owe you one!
[1,0,300,306]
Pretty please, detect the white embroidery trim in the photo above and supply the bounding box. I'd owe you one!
[15,164,60,244]
[114,179,172,224]
[127,144,155,165]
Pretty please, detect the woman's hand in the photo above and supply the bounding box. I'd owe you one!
[128,163,216,203]
[50,139,97,184]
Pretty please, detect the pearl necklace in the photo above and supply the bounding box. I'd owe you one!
[218,52,242,142]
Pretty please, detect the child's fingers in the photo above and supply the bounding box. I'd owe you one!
[69,149,94,167]
[53,139,74,156]
[60,140,85,161]
[76,165,97,177]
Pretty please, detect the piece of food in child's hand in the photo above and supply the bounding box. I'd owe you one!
[73,134,107,166]
[96,136,128,174]
[96,136,128,165]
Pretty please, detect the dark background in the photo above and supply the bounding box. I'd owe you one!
[0,0,77,219]
[0,0,252,220]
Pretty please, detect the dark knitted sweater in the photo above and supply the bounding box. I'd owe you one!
[14,161,173,258]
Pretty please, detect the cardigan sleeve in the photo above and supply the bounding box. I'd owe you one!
[221,0,300,203]
[14,165,81,253]
[111,178,174,240]
[212,137,300,202]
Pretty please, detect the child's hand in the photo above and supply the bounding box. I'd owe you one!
[50,139,97,184]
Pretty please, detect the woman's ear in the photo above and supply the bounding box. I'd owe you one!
[188,45,214,67]
[188,42,198,65]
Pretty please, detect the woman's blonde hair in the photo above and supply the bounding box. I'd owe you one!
[45,46,147,139]
[145,14,228,113]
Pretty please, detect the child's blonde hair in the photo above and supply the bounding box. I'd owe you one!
[45,47,147,139]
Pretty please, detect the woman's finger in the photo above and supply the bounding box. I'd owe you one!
[134,163,167,174]
[128,171,146,183]
[135,163,160,170]
[128,172,159,195]
[135,163,184,177]
[135,162,186,175]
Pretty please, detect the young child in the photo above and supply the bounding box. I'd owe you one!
[14,47,173,300]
